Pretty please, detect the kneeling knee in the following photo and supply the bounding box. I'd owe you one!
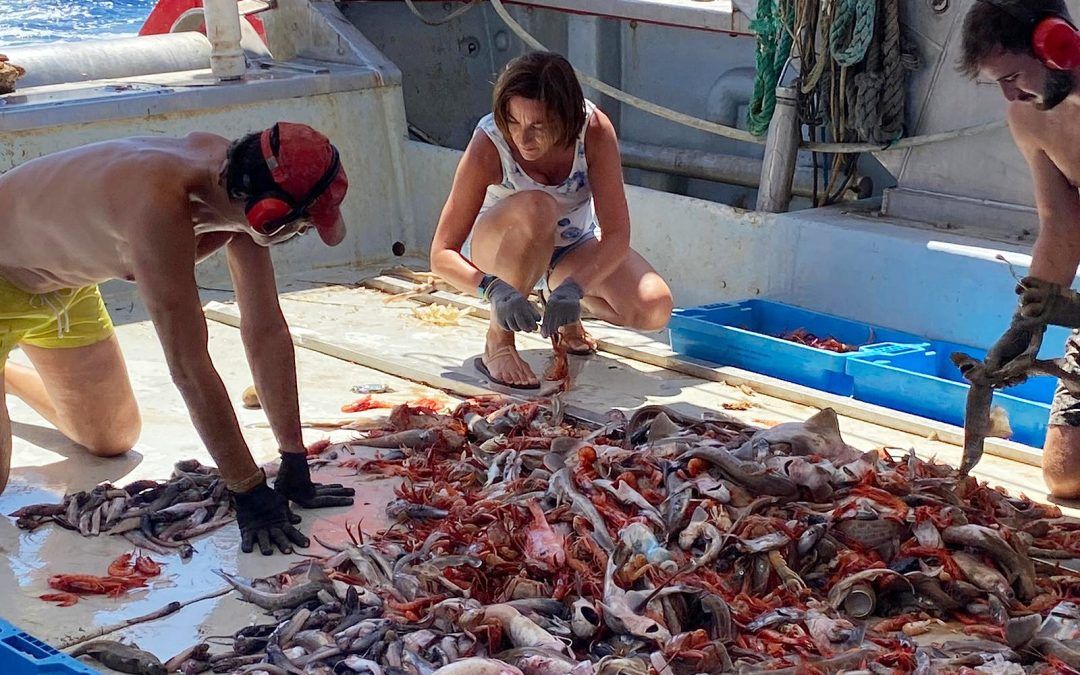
[82,414,141,458]
[84,438,135,458]
[1043,427,1080,498]
[1045,465,1080,500]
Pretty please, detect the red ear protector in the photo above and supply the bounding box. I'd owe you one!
[244,126,342,238]
[978,0,1080,70]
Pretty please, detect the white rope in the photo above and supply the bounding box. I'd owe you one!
[403,0,481,26]
[803,119,1008,153]
[487,0,1006,154]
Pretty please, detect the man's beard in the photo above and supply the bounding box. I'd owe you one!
[1036,69,1075,110]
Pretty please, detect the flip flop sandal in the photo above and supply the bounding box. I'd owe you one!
[474,348,540,390]
[540,288,598,356]
[560,328,598,356]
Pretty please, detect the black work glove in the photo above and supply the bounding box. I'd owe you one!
[275,452,355,509]
[486,278,541,333]
[231,478,309,555]
[540,280,584,338]
[1017,276,1080,328]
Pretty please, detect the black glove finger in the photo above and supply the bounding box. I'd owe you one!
[286,506,302,525]
[315,485,355,497]
[528,303,542,324]
[257,529,273,556]
[269,527,294,554]
[302,495,356,508]
[284,524,310,548]
[241,529,256,554]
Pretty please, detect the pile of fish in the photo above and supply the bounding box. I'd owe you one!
[145,397,1080,674]
[10,459,234,559]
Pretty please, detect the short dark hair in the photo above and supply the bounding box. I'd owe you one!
[959,0,1072,78]
[224,131,278,201]
[493,51,586,149]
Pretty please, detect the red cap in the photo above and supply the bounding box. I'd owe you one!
[260,122,349,246]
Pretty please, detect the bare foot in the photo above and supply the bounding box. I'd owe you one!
[558,322,597,355]
[483,329,539,387]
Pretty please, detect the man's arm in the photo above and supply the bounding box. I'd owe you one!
[982,112,1080,375]
[1018,122,1080,285]
[226,234,354,509]
[129,185,308,554]
[129,190,259,487]
[225,236,303,454]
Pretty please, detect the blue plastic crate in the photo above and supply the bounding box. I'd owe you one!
[0,619,100,674]
[668,300,929,395]
[848,340,1057,448]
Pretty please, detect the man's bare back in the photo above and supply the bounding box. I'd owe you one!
[0,133,236,294]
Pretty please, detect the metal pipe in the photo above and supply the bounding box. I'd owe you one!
[4,34,211,89]
[620,140,828,198]
[756,85,801,212]
[203,0,247,81]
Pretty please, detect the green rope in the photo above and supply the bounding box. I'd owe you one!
[747,0,795,136]
[830,0,876,67]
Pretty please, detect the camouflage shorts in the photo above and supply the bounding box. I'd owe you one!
[1049,331,1080,427]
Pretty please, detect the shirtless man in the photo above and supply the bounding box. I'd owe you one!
[0,122,355,554]
[961,0,1080,497]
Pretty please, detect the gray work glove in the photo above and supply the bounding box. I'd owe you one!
[1017,276,1080,328]
[541,280,584,338]
[486,277,540,332]
[983,308,1047,388]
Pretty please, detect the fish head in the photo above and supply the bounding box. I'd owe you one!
[598,601,672,644]
[571,598,602,639]
[749,408,861,463]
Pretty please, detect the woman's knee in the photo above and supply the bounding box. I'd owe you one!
[628,279,674,331]
[504,191,560,233]
[640,294,675,331]
[1043,425,1080,498]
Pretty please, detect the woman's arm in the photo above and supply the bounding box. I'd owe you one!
[573,109,630,291]
[430,131,503,295]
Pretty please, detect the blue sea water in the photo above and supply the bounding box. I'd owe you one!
[1,0,158,48]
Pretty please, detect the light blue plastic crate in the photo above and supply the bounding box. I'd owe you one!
[848,340,1057,448]
[0,619,100,675]
[668,299,929,395]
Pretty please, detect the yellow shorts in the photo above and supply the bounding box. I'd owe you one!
[0,276,115,371]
